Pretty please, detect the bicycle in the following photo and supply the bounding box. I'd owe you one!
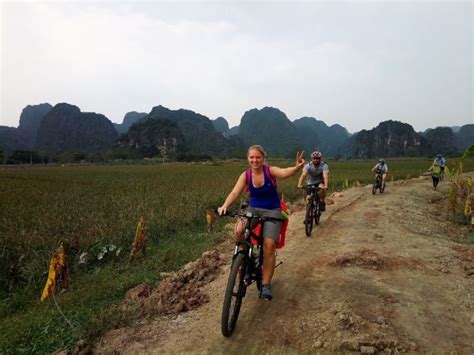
[372,172,385,194]
[301,184,322,237]
[216,209,284,337]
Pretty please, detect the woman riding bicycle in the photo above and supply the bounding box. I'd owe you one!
[218,145,305,301]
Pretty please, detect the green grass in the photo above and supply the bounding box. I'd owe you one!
[0,227,225,353]
[1,158,473,352]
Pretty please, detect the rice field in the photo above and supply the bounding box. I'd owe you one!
[1,158,472,294]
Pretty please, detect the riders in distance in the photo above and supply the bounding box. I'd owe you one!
[372,158,388,188]
[434,154,447,178]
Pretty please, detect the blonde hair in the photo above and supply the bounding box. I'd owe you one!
[247,145,266,159]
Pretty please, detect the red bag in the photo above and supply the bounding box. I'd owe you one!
[251,197,289,249]
[276,197,289,249]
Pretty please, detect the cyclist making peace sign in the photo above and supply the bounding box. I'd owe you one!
[218,145,305,300]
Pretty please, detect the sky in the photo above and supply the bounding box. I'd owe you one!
[1,1,472,133]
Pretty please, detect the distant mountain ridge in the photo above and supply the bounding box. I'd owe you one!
[0,103,52,153]
[211,117,229,134]
[352,120,423,158]
[35,103,118,155]
[238,107,300,157]
[457,124,474,151]
[19,103,53,148]
[1,102,472,161]
[119,117,185,158]
[0,126,28,153]
[145,105,234,157]
[293,117,351,156]
[114,111,147,134]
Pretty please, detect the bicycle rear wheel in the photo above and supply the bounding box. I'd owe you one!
[305,203,314,236]
[221,253,248,337]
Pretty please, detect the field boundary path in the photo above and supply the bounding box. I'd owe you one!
[94,174,474,354]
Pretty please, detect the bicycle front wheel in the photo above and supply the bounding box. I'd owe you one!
[305,203,314,236]
[314,201,321,225]
[221,253,248,337]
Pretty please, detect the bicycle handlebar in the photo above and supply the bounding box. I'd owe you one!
[299,184,322,190]
[213,209,284,222]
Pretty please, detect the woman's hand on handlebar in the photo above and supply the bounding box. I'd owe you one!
[297,184,304,189]
[217,206,227,216]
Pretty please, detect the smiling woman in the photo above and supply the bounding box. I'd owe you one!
[218,145,305,300]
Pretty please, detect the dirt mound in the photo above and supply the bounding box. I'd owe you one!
[331,248,386,270]
[453,244,474,277]
[329,248,421,271]
[125,250,224,316]
[326,303,417,353]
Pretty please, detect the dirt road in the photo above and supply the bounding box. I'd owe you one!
[95,174,474,354]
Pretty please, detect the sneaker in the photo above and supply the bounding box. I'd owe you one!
[261,285,273,301]
[320,203,326,212]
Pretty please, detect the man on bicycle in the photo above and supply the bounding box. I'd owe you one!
[434,154,446,178]
[297,150,329,211]
[371,158,388,187]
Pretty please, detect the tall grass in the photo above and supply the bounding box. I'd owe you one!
[447,162,473,224]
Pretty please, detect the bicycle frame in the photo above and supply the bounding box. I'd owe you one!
[375,173,382,188]
[224,209,284,287]
[219,209,284,337]
[306,184,322,207]
[373,172,385,194]
[304,184,322,236]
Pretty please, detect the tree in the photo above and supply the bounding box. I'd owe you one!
[462,144,474,159]
[6,150,42,164]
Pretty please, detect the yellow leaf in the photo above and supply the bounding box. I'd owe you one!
[41,256,57,301]
[206,209,216,233]
[130,217,147,262]
[464,196,472,218]
[41,244,68,301]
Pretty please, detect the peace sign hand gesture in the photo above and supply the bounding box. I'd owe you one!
[295,151,305,169]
